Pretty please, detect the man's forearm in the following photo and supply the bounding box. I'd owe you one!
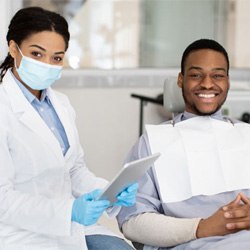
[122,212,201,248]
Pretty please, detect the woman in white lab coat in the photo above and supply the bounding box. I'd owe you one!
[0,7,137,250]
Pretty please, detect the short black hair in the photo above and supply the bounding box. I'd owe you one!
[181,39,229,75]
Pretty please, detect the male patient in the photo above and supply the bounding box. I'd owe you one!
[117,39,250,250]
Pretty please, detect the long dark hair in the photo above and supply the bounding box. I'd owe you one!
[0,6,70,82]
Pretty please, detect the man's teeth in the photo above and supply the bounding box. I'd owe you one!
[198,93,215,98]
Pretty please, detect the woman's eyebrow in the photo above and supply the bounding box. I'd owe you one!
[29,44,65,54]
[55,51,65,55]
[29,44,46,51]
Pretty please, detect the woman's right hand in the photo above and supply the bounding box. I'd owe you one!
[71,189,110,226]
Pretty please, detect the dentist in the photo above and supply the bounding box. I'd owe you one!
[0,6,137,250]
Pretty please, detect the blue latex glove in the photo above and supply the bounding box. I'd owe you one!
[71,189,110,226]
[113,183,138,207]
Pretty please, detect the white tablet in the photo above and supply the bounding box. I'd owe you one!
[97,152,161,203]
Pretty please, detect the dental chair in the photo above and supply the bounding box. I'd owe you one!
[163,77,185,115]
[131,78,185,250]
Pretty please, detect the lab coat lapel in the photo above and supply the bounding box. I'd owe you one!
[3,70,64,162]
[47,88,74,160]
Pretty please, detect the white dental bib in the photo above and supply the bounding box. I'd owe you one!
[146,116,250,203]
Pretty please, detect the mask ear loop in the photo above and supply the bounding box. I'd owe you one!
[15,44,24,56]
[14,56,18,69]
[14,44,24,69]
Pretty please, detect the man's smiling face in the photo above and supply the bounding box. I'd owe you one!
[178,49,229,116]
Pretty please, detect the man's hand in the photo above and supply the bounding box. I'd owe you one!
[196,193,247,238]
[223,192,250,231]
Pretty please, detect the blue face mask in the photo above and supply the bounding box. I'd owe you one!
[15,46,63,90]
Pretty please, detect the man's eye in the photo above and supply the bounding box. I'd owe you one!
[190,74,202,79]
[213,74,225,79]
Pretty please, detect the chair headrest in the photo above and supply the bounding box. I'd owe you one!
[163,78,185,113]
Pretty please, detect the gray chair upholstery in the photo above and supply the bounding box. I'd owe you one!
[163,77,185,113]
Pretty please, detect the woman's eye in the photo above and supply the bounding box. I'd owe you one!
[53,56,63,62]
[31,51,42,58]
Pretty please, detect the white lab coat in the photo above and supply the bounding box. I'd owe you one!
[0,70,117,250]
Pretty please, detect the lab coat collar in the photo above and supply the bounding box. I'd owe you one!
[2,69,65,162]
[3,69,30,113]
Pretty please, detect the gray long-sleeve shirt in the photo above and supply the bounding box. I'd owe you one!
[117,110,250,250]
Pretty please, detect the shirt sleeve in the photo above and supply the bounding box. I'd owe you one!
[122,212,201,248]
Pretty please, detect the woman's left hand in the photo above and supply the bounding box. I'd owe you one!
[113,183,138,207]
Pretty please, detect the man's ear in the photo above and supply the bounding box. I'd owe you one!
[177,72,183,88]
[9,40,18,59]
